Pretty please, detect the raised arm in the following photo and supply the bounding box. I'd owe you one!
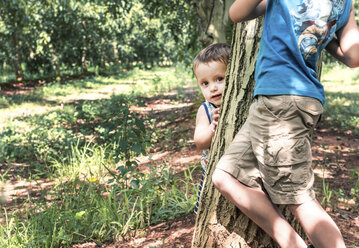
[325,4,359,68]
[229,0,267,23]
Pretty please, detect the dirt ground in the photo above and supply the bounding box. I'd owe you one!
[70,122,359,248]
[102,92,359,248]
[1,85,358,248]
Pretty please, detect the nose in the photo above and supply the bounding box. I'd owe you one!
[210,83,218,92]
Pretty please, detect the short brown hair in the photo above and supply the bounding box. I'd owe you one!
[193,43,231,73]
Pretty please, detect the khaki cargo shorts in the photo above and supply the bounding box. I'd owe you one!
[216,95,323,204]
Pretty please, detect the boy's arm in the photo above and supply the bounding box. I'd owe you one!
[325,4,359,68]
[229,0,267,23]
[194,106,219,150]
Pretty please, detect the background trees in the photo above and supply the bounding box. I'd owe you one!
[0,0,206,82]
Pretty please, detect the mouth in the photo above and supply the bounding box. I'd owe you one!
[211,94,222,100]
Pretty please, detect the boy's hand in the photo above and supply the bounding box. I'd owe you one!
[210,108,220,132]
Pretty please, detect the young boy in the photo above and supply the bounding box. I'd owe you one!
[193,43,231,214]
[212,1,359,248]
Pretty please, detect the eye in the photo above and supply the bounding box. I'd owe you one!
[201,81,209,86]
[217,77,224,82]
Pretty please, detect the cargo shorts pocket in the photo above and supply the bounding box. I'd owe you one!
[259,95,291,119]
[294,96,323,128]
[261,137,311,190]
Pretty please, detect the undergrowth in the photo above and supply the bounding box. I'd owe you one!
[0,65,199,247]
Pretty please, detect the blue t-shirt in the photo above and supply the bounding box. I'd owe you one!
[254,0,352,104]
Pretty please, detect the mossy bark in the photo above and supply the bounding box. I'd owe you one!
[195,0,234,46]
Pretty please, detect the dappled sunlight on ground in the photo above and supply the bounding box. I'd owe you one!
[44,84,132,103]
[131,101,194,113]
[1,77,358,247]
[137,148,201,174]
[0,104,62,128]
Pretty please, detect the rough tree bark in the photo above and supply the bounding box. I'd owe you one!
[194,0,234,46]
[192,18,307,248]
[100,37,106,69]
[51,47,61,78]
[81,20,89,73]
[11,32,24,81]
[112,40,119,66]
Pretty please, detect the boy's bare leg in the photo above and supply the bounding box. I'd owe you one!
[289,200,346,248]
[212,169,307,248]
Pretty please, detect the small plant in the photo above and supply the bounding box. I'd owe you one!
[349,168,359,212]
[0,66,198,247]
[0,96,10,108]
[333,188,345,210]
[321,163,333,208]
[0,156,197,247]
[107,161,197,236]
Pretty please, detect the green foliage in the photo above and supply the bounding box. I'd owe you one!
[322,64,359,135]
[74,95,148,162]
[0,66,198,246]
[321,163,334,208]
[319,155,359,212]
[0,66,195,166]
[0,150,197,247]
[0,0,197,81]
[350,168,359,211]
[108,162,196,228]
[0,96,10,108]
[0,94,148,166]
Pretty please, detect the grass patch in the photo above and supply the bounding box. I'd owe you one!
[0,65,198,246]
[0,65,196,165]
[3,62,357,246]
[0,144,198,247]
[322,64,359,135]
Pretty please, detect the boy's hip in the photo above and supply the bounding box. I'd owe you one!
[252,95,323,162]
[217,94,323,204]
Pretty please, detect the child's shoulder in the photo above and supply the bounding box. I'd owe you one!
[197,101,214,115]
[196,102,206,116]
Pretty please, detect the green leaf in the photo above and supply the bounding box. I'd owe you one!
[135,119,146,132]
[130,179,139,189]
[131,144,142,154]
[75,211,86,220]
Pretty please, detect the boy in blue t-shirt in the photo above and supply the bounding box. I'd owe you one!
[193,43,231,214]
[211,1,359,248]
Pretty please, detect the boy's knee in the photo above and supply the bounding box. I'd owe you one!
[212,168,228,191]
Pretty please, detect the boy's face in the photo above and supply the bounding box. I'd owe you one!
[195,61,226,107]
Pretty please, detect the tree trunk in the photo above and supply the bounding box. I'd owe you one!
[112,40,119,66]
[192,18,306,248]
[194,0,234,46]
[51,47,61,78]
[81,20,88,73]
[100,37,106,69]
[11,32,24,81]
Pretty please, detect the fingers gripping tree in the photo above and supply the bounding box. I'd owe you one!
[192,18,306,248]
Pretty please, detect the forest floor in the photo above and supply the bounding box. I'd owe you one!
[97,87,359,248]
[2,85,359,248]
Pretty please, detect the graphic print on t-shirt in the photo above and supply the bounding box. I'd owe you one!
[290,0,345,60]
